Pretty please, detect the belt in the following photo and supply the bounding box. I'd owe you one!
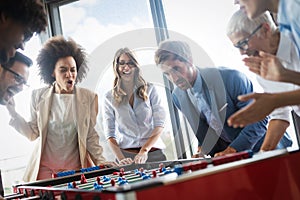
[122,147,160,153]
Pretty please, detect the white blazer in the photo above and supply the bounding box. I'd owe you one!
[9,85,106,182]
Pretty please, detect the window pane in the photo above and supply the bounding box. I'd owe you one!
[59,0,177,160]
[162,0,298,152]
[60,0,152,53]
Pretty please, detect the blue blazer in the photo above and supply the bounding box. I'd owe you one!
[172,67,269,153]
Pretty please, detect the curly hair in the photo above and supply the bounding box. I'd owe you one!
[0,0,47,41]
[37,36,88,85]
[112,47,148,104]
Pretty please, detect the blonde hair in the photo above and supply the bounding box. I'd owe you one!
[112,47,148,104]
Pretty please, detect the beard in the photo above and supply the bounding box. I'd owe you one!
[175,78,191,90]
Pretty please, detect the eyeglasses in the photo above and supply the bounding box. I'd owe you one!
[2,66,29,87]
[118,61,135,68]
[234,24,263,51]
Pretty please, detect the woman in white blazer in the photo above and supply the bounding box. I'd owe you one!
[6,36,116,182]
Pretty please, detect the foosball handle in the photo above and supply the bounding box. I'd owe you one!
[212,150,254,166]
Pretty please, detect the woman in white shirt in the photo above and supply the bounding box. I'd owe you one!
[103,47,167,165]
[6,36,116,182]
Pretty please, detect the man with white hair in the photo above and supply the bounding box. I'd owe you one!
[226,10,298,151]
[228,0,300,128]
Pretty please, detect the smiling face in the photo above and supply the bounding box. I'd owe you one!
[52,56,77,94]
[228,22,274,57]
[0,61,29,105]
[160,57,196,90]
[117,53,136,84]
[229,31,265,56]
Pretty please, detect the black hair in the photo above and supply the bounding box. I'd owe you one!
[0,0,47,41]
[37,36,88,85]
[2,51,33,69]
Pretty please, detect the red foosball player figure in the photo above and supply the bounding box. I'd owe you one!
[80,174,87,184]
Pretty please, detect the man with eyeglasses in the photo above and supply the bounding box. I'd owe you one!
[0,50,32,198]
[227,0,300,128]
[0,51,32,105]
[226,10,299,151]
[231,23,262,56]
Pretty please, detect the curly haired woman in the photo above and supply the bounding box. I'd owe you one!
[7,36,116,182]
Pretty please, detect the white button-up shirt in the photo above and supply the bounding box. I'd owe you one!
[103,84,166,149]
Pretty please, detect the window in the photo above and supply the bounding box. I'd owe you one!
[1,1,298,195]
[58,0,177,160]
[162,0,298,152]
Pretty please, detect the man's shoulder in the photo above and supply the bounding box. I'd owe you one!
[217,67,247,78]
[198,66,245,83]
[198,66,240,75]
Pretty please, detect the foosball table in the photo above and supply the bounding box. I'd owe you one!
[4,149,300,200]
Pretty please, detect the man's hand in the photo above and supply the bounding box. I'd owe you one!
[214,146,237,157]
[243,51,287,82]
[6,98,17,118]
[192,146,206,158]
[227,93,275,128]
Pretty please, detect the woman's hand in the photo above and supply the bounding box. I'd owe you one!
[134,151,148,164]
[118,158,134,165]
[102,161,119,167]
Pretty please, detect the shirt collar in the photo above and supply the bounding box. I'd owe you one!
[188,68,202,94]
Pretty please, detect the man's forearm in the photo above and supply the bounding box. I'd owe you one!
[280,68,300,86]
[260,119,289,151]
[274,89,300,108]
